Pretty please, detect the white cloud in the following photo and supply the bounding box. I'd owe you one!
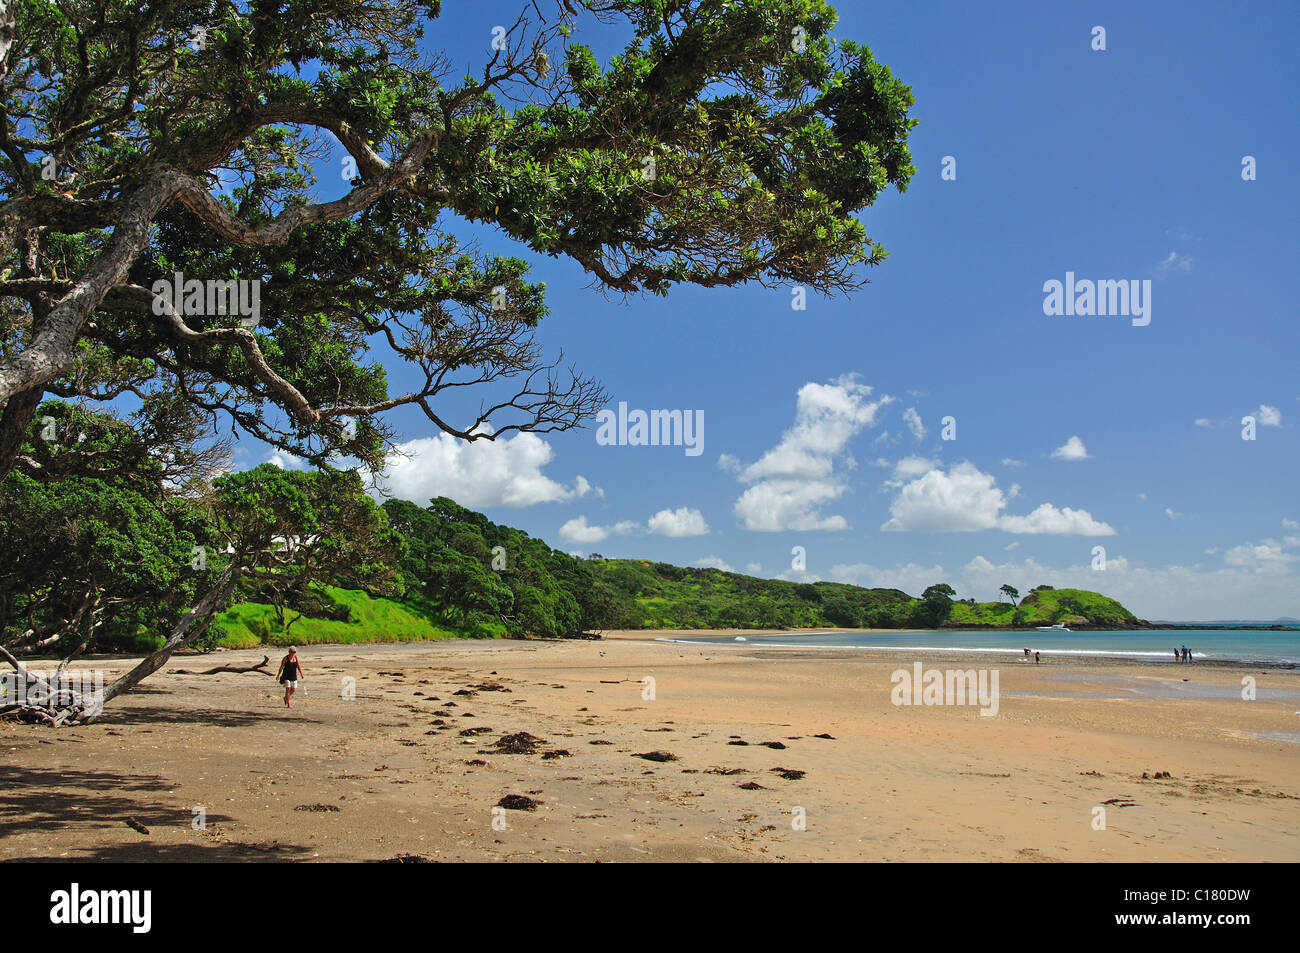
[1004,541,1020,550]
[1194,418,1213,428]
[557,516,638,545]
[729,374,891,531]
[881,462,1115,536]
[998,503,1115,536]
[1282,518,1299,531]
[828,561,947,594]
[1223,539,1297,573]
[1165,508,1185,520]
[902,407,925,440]
[773,569,823,583]
[374,432,590,508]
[1001,458,1024,468]
[734,479,850,532]
[739,376,888,483]
[1255,404,1282,427]
[1051,436,1090,461]
[1138,492,1148,501]
[693,556,735,572]
[647,507,710,538]
[894,456,940,479]
[564,506,711,544]
[881,462,1005,533]
[558,517,606,545]
[745,562,762,574]
[1158,250,1193,273]
[267,450,307,470]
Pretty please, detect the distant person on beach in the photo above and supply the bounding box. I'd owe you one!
[1034,651,1040,664]
[1185,647,1193,663]
[1024,648,1031,658]
[276,647,305,708]
[1174,647,1181,663]
[1180,644,1188,663]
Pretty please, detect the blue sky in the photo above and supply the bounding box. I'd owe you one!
[247,1,1298,620]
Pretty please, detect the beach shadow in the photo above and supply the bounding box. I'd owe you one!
[0,764,231,838]
[0,764,313,861]
[0,764,319,862]
[7,841,315,862]
[116,686,172,695]
[90,705,317,728]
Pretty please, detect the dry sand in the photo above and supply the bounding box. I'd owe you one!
[3,633,1298,862]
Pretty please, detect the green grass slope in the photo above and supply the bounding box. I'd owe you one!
[1011,587,1140,627]
[210,586,501,648]
[942,587,1141,627]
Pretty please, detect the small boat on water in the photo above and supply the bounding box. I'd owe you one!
[1036,622,1071,632]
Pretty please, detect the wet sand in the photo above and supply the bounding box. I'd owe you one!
[3,634,1297,862]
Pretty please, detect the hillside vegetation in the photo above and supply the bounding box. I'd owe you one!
[211,587,485,649]
[204,498,1143,647]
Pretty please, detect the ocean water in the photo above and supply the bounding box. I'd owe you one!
[658,628,1300,667]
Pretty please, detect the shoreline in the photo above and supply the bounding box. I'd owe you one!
[601,624,1300,636]
[599,627,1300,670]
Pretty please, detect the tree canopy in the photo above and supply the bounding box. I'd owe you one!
[0,398,218,660]
[0,0,916,479]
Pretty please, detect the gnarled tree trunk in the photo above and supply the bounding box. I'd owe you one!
[1,560,242,725]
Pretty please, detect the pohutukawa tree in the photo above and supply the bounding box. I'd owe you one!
[0,0,915,714]
[0,0,915,471]
[0,401,403,723]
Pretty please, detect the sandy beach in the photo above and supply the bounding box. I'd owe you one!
[3,632,1298,862]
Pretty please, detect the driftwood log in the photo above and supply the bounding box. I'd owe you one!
[173,655,274,676]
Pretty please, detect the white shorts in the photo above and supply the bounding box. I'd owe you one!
[281,679,297,688]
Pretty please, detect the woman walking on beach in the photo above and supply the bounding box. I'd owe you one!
[276,647,305,709]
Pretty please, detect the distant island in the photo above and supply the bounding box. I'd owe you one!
[1152,618,1300,628]
[201,497,1173,649]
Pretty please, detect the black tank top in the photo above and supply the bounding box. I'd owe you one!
[283,658,299,680]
